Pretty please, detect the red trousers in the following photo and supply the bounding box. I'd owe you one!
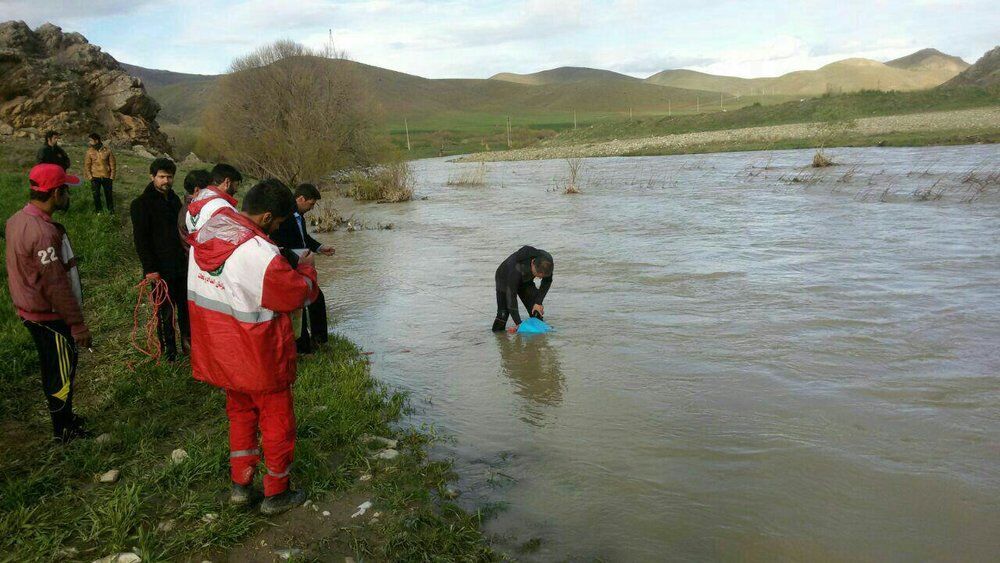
[225,388,296,497]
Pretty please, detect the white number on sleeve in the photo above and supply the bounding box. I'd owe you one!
[37,247,57,265]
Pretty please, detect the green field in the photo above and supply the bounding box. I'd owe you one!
[0,140,494,561]
[548,86,1000,145]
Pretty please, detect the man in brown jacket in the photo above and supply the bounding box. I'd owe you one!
[83,133,116,213]
[5,164,93,442]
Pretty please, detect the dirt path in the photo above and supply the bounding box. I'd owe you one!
[458,107,1000,162]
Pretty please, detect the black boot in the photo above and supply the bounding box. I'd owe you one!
[260,489,306,515]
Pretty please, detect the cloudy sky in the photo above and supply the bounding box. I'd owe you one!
[4,0,998,78]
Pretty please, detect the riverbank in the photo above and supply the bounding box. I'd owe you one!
[0,139,494,561]
[457,106,1000,162]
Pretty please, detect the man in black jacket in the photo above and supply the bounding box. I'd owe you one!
[270,183,334,353]
[37,131,72,170]
[130,158,189,359]
[492,246,554,333]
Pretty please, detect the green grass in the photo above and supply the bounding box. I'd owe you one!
[549,86,1000,145]
[0,140,494,561]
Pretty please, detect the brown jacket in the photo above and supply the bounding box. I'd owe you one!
[84,145,116,180]
[4,204,89,337]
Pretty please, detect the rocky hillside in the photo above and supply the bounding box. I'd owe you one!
[0,21,170,153]
[943,46,1000,87]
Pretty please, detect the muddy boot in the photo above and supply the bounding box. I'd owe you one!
[260,489,306,516]
[491,317,507,332]
[229,483,259,506]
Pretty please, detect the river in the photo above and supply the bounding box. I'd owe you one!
[316,145,1000,561]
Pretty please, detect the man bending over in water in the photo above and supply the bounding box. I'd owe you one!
[493,246,554,333]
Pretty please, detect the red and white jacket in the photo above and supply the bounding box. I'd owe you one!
[187,208,319,393]
[184,186,238,234]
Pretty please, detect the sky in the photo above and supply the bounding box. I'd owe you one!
[3,0,998,78]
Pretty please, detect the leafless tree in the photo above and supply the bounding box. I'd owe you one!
[202,40,380,185]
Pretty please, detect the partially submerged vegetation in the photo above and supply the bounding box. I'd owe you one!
[447,161,489,187]
[347,160,415,203]
[0,139,492,561]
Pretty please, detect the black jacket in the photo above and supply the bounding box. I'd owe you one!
[271,211,322,253]
[37,144,71,170]
[495,246,553,323]
[130,183,187,278]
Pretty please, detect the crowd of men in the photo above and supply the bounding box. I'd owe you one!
[7,136,554,517]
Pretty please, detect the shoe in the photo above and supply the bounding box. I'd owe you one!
[260,489,306,515]
[491,317,507,332]
[230,482,259,506]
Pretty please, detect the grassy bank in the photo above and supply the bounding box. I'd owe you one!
[0,140,494,561]
[548,86,1000,145]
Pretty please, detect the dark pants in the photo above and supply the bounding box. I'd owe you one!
[158,275,190,357]
[91,178,114,212]
[23,319,78,437]
[492,284,542,331]
[297,289,328,352]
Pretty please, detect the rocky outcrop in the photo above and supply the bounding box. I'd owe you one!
[0,21,170,153]
[943,46,1000,88]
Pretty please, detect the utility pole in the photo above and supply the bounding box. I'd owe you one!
[629,107,633,120]
[720,92,723,109]
[667,99,671,117]
[404,118,411,151]
[696,96,700,113]
[574,110,577,130]
[506,115,512,149]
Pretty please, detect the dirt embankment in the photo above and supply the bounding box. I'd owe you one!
[458,107,1000,162]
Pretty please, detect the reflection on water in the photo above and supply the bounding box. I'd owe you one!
[318,145,1000,561]
[495,333,564,425]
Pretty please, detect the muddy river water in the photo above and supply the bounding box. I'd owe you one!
[316,145,1000,561]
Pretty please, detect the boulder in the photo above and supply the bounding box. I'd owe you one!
[0,21,170,153]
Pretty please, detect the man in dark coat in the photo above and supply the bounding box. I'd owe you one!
[492,246,554,333]
[37,131,72,170]
[130,158,189,359]
[270,183,334,353]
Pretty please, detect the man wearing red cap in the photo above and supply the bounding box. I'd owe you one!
[5,164,92,442]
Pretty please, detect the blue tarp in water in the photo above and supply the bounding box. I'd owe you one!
[517,318,553,334]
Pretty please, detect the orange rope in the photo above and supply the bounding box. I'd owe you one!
[129,277,173,369]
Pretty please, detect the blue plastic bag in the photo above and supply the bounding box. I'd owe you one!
[517,317,553,334]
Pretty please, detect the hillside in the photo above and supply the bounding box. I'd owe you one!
[943,45,1000,87]
[490,66,639,85]
[134,58,721,127]
[643,49,969,95]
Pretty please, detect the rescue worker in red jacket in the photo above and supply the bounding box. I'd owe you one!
[187,179,319,515]
[5,164,92,442]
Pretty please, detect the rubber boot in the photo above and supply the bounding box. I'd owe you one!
[260,489,306,515]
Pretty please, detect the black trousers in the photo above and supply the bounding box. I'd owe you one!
[91,178,114,212]
[492,283,542,331]
[297,289,328,351]
[158,275,190,355]
[23,319,78,437]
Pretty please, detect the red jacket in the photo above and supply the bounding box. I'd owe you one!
[187,208,319,393]
[4,204,88,337]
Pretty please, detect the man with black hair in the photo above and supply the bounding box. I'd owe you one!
[178,169,212,250]
[492,246,554,333]
[130,158,190,359]
[187,178,319,515]
[6,164,91,442]
[184,163,243,234]
[37,131,71,170]
[83,133,116,213]
[271,183,334,353]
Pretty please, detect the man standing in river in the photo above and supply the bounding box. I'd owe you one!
[492,246,554,333]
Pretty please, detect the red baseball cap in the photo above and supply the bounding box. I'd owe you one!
[29,164,81,192]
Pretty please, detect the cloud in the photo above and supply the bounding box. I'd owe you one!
[1,0,157,25]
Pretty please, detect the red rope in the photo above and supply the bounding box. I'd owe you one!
[129,277,173,369]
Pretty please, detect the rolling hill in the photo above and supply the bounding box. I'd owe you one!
[490,66,640,85]
[129,59,722,127]
[644,49,969,95]
[943,45,1000,87]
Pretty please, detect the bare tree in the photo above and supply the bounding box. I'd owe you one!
[202,40,380,185]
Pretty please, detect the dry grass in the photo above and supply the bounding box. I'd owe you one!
[348,161,415,203]
[447,161,488,187]
[564,158,583,194]
[812,150,834,167]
